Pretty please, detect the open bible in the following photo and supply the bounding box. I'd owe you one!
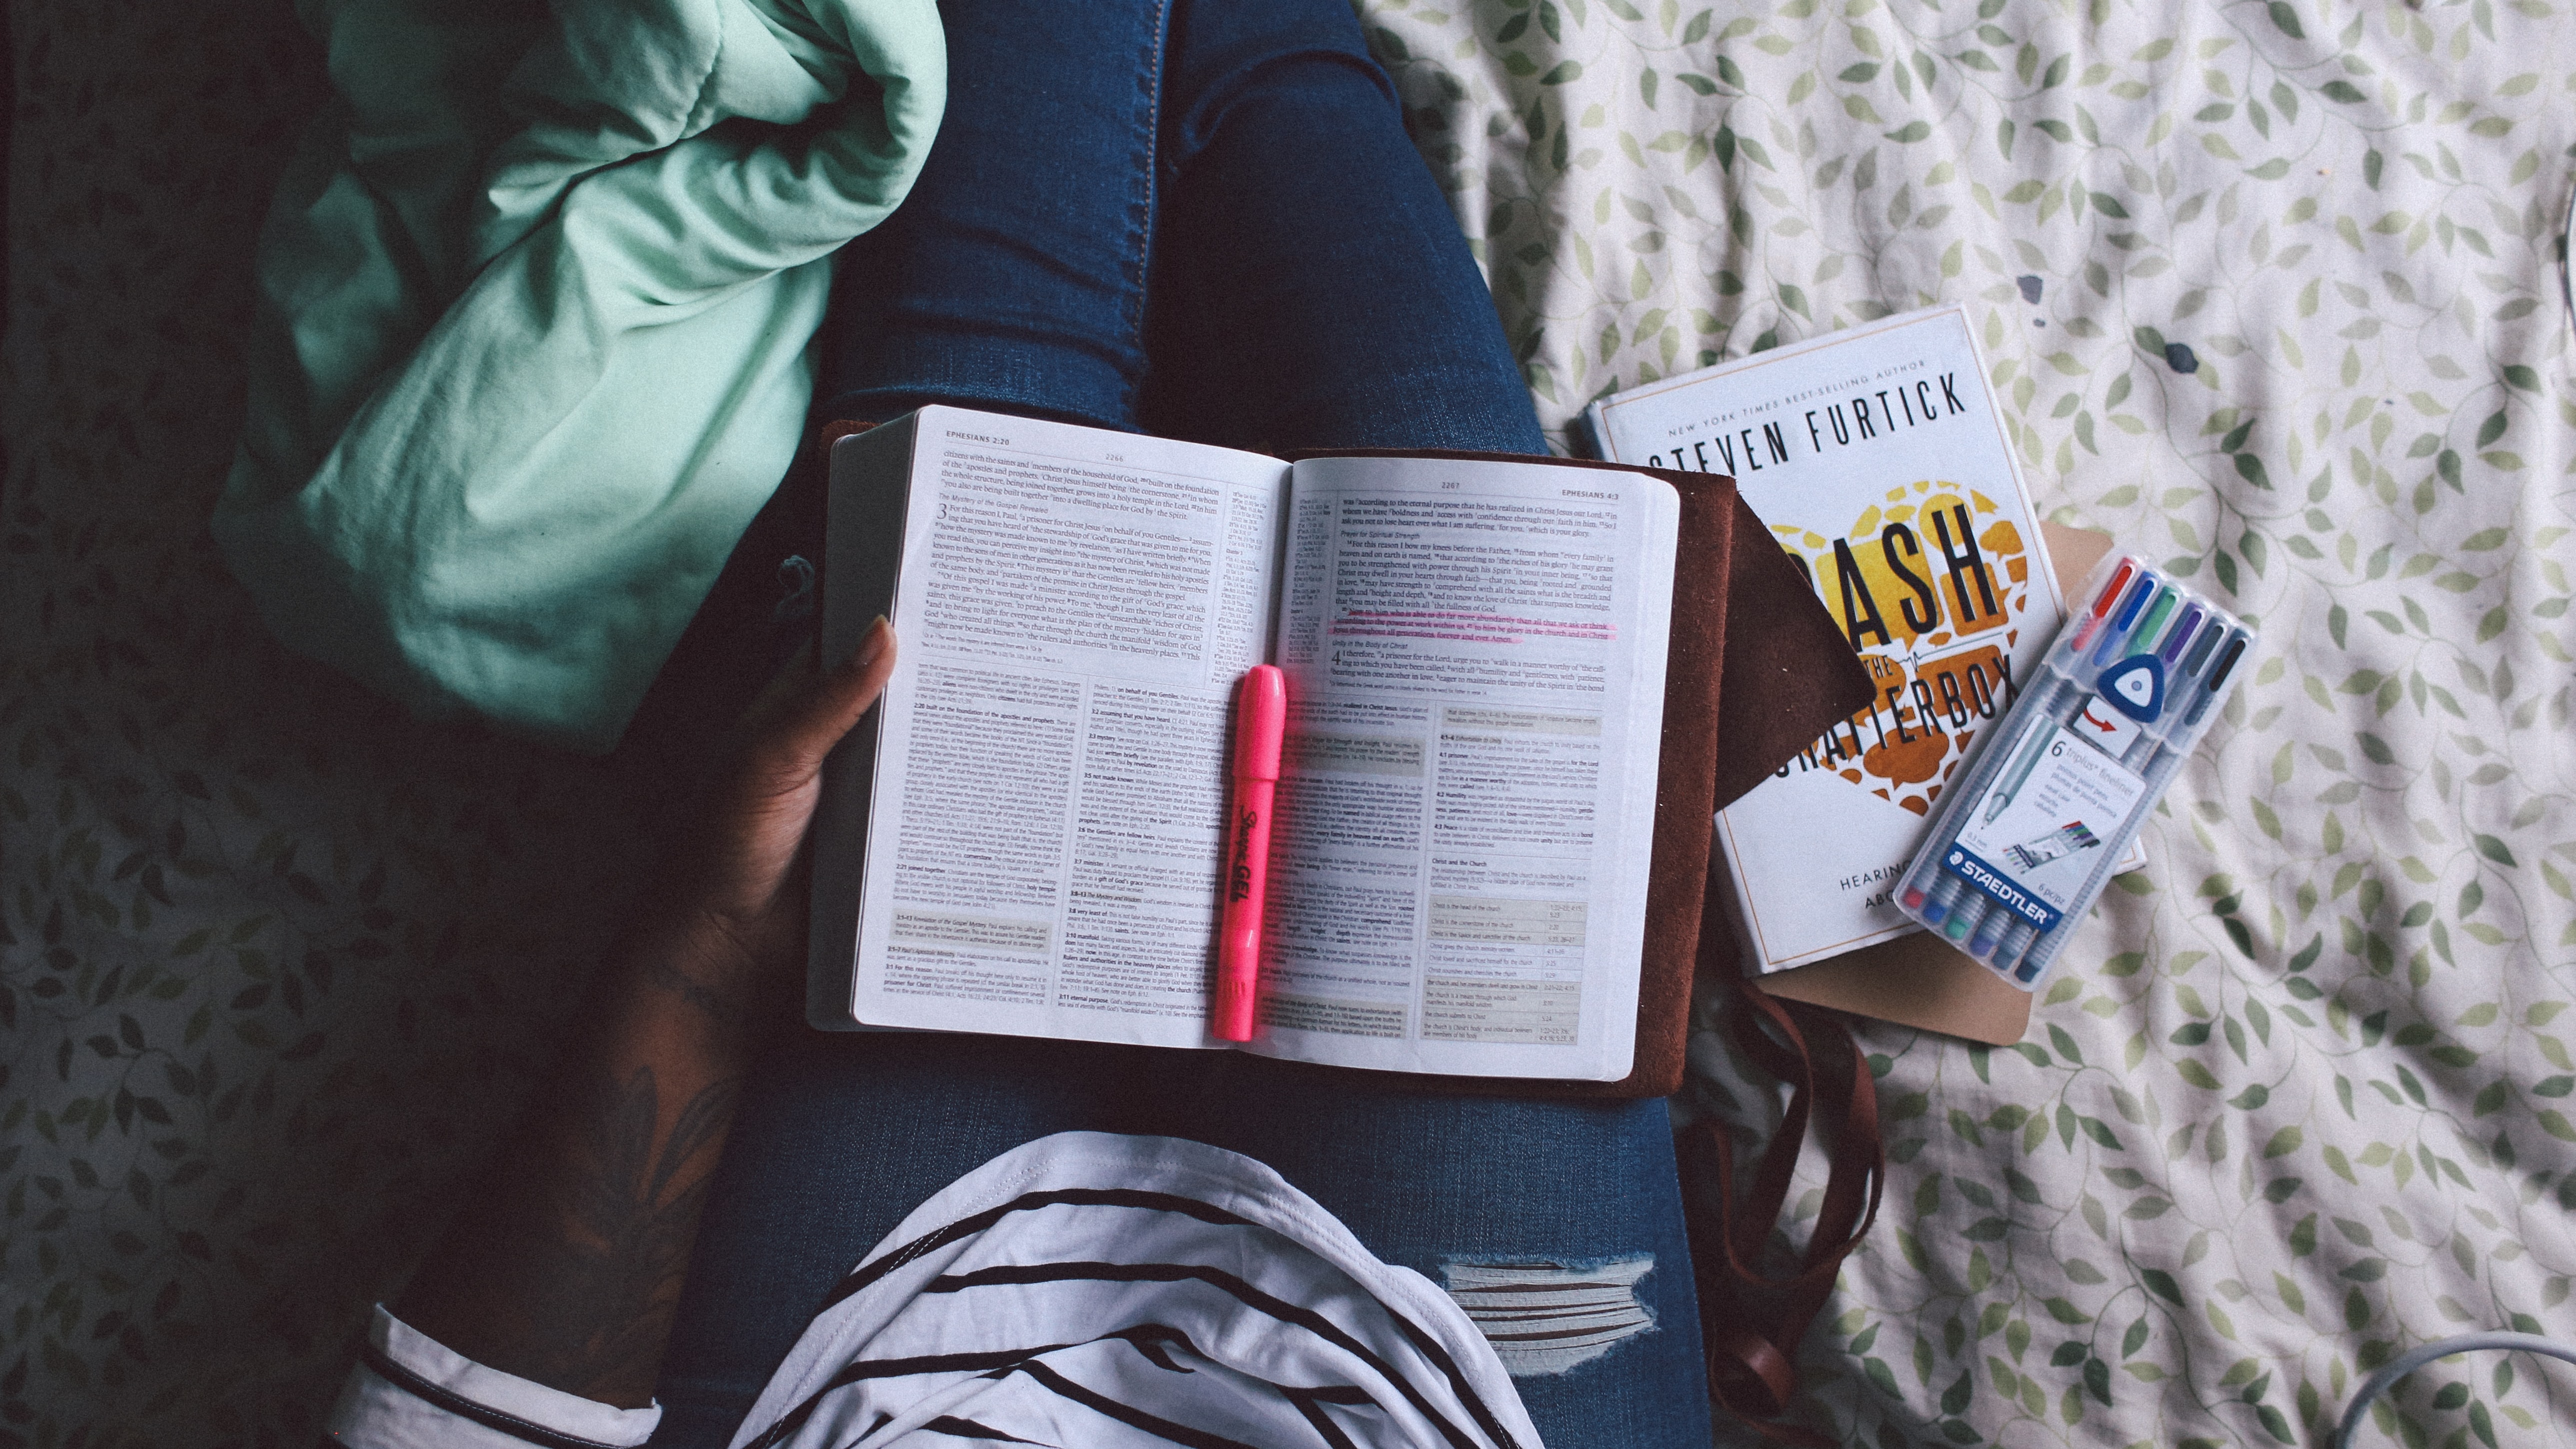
[809,405,1873,1090]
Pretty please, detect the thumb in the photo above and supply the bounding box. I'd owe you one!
[739,617,898,791]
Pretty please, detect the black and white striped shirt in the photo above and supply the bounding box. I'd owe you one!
[328,1133,1541,1449]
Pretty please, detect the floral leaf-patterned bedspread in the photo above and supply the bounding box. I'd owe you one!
[1355,0,2576,1443]
[3,0,2571,1444]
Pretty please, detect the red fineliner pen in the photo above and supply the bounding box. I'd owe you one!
[1212,665,1286,1042]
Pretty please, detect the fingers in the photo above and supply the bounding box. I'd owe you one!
[740,618,898,791]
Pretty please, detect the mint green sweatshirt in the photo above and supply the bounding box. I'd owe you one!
[215,0,944,750]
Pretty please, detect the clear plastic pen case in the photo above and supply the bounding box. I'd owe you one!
[1894,553,2256,990]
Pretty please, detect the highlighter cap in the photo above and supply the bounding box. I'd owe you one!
[1232,665,1288,780]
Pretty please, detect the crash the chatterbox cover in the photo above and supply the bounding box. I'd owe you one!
[1584,304,2084,971]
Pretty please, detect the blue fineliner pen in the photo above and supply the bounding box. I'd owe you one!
[2092,572,2160,666]
[1980,586,2160,827]
[2004,615,2242,980]
[1955,574,2167,955]
[2002,938,2045,982]
[1966,904,2013,957]
[1901,559,2138,927]
[1903,553,2259,989]
[2002,610,2219,979]
[1979,593,2183,964]
[1961,575,2166,952]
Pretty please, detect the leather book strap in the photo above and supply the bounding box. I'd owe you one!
[1682,870,1886,1443]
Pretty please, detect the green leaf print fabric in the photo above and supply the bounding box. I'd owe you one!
[1351,0,2576,1443]
[0,1,2570,1446]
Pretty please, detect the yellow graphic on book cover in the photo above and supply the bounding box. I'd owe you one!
[1581,304,2069,971]
[1768,478,2035,817]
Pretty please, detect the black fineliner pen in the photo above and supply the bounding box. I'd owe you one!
[1896,551,2259,990]
[1922,567,2157,950]
[2004,617,2234,982]
[1958,573,2165,959]
[2181,630,2248,730]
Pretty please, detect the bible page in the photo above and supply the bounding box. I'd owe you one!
[848,407,1287,1047]
[1256,455,1679,1080]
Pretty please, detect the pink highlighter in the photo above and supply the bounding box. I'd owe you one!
[1212,665,1287,1042]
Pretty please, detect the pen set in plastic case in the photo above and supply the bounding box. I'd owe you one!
[1895,554,2256,989]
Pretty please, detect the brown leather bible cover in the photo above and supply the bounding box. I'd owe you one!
[763,430,1874,1100]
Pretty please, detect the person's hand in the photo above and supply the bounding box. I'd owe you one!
[648,617,898,1014]
[399,619,897,1407]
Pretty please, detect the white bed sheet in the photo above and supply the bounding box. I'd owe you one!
[1358,0,2576,1442]
[2,2,2570,1445]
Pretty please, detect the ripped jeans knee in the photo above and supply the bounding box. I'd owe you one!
[1438,1255,1659,1377]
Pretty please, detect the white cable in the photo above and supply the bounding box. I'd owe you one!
[2335,1332,2576,1449]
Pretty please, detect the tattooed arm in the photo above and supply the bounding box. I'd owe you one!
[393,619,898,1410]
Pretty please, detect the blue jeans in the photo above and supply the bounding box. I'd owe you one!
[651,1036,1712,1449]
[643,0,1708,1443]
[620,0,1548,772]
[808,0,1545,454]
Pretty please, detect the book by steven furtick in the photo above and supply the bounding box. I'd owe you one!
[1584,304,2082,972]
